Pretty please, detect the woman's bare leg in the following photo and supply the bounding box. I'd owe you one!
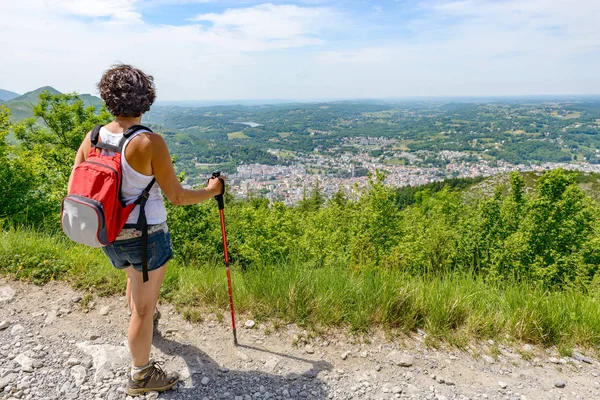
[125,265,167,367]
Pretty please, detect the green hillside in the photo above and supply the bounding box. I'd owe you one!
[11,86,61,103]
[4,86,103,121]
[0,88,20,101]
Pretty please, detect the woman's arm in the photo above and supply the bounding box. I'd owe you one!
[149,134,223,205]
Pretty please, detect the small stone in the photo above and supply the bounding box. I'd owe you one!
[554,381,566,388]
[341,351,351,360]
[244,320,255,329]
[89,334,101,341]
[165,328,179,335]
[146,391,159,399]
[445,379,455,386]
[66,358,80,367]
[572,351,593,364]
[201,376,210,386]
[58,308,71,315]
[71,365,87,387]
[0,286,15,303]
[0,373,18,390]
[237,351,249,361]
[498,381,508,389]
[387,351,414,367]
[392,386,402,394]
[360,351,368,358]
[10,324,24,335]
[304,345,314,354]
[44,310,57,325]
[436,376,445,384]
[14,354,35,372]
[549,357,560,364]
[0,321,10,330]
[303,370,317,379]
[219,367,229,373]
[99,306,110,316]
[375,364,382,372]
[72,296,82,303]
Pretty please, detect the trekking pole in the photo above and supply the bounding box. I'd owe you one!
[211,171,238,346]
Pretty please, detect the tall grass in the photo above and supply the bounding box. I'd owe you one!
[2,228,600,349]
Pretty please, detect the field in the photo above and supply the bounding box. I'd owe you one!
[228,131,250,140]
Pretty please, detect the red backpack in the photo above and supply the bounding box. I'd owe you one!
[61,124,155,282]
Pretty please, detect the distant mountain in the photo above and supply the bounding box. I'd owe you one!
[0,89,20,102]
[4,86,103,121]
[11,86,62,103]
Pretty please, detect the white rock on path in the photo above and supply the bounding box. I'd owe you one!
[44,309,57,325]
[99,306,110,316]
[386,351,414,367]
[76,342,130,383]
[0,373,18,390]
[0,320,10,330]
[70,365,87,387]
[0,286,15,303]
[244,320,255,329]
[14,353,35,372]
[10,324,24,335]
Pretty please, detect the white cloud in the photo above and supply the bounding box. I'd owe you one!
[0,0,598,100]
[51,0,142,22]
[192,3,333,46]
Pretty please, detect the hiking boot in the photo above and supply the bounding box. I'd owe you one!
[126,360,179,396]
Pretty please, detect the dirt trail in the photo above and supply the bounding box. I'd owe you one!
[0,279,599,400]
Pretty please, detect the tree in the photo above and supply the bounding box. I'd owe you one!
[8,92,112,227]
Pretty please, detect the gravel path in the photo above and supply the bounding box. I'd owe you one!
[0,279,599,400]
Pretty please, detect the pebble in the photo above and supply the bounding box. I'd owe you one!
[387,351,414,367]
[10,324,24,336]
[99,306,110,316]
[201,377,210,386]
[341,351,351,360]
[554,381,566,388]
[498,381,508,389]
[244,320,256,329]
[304,345,314,354]
[0,321,10,330]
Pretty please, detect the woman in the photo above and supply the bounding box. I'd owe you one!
[69,64,223,396]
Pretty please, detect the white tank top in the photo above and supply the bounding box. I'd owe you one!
[98,126,168,225]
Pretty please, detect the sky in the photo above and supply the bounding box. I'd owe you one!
[1,0,599,101]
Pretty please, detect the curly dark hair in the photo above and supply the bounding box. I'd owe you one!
[97,64,156,118]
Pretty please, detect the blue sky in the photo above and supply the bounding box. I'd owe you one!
[1,0,599,100]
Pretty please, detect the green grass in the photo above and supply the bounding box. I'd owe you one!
[2,228,600,350]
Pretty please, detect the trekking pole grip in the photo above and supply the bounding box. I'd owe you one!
[210,171,225,210]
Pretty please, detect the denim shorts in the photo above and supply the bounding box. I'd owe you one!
[102,228,173,272]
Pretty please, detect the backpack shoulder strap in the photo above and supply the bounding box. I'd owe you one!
[90,124,122,153]
[134,177,156,283]
[117,125,153,151]
[90,125,103,146]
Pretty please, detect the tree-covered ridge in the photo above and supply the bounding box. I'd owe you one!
[3,86,103,122]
